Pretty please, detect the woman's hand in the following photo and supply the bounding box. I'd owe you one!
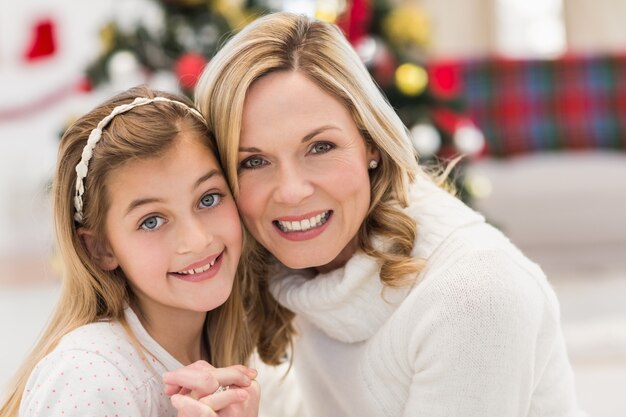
[163,360,259,417]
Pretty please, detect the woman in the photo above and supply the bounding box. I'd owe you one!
[170,12,585,417]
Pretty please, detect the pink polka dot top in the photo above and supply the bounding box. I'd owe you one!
[20,307,184,416]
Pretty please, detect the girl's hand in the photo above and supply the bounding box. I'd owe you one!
[171,380,260,417]
[163,360,257,398]
[163,360,259,416]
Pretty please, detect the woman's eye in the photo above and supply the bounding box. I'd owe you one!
[240,156,267,169]
[200,193,222,208]
[310,142,333,154]
[140,216,165,231]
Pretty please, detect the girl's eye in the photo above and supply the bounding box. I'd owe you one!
[140,216,165,231]
[310,142,334,154]
[240,156,268,169]
[199,193,222,208]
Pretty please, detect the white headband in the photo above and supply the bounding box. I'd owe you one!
[73,96,205,223]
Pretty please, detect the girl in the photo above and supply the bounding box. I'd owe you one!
[0,86,259,417]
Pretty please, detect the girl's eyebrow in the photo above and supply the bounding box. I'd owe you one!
[125,197,164,216]
[124,170,222,216]
[194,169,221,189]
[238,125,340,153]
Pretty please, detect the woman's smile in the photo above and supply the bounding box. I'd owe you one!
[273,210,333,241]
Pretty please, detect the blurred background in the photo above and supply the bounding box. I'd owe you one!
[1,0,625,415]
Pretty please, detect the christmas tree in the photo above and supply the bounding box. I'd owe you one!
[85,0,485,202]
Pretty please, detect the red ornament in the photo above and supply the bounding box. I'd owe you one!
[428,61,462,99]
[337,0,373,44]
[431,107,461,135]
[24,18,57,62]
[75,77,93,93]
[175,53,207,90]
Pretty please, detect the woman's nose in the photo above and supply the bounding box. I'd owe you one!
[272,162,315,206]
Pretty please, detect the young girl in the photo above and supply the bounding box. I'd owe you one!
[0,86,259,417]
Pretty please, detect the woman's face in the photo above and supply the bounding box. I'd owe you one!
[237,71,379,272]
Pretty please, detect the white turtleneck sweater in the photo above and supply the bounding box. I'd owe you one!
[269,176,586,417]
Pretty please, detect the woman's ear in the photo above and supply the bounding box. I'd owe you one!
[367,145,381,167]
[77,228,119,271]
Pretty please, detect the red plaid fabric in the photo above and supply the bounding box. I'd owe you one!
[437,54,626,157]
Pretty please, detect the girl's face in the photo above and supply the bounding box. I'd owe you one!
[99,133,242,318]
[237,71,379,272]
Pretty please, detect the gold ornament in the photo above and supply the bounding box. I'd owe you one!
[383,6,430,47]
[213,0,249,31]
[99,24,116,53]
[395,63,428,96]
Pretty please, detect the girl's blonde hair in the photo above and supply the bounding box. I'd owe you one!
[195,12,426,365]
[0,86,251,415]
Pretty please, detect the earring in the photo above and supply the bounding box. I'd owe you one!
[369,160,379,170]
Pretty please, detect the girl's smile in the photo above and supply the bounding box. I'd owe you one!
[170,251,224,282]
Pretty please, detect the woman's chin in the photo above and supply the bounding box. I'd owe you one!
[274,252,332,271]
[269,239,357,273]
[279,257,323,271]
[276,253,349,274]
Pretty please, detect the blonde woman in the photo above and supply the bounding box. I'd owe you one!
[0,86,259,417]
[166,12,586,417]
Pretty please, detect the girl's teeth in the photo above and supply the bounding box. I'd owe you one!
[179,257,218,275]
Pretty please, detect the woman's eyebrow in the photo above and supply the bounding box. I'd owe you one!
[239,146,262,153]
[301,125,339,143]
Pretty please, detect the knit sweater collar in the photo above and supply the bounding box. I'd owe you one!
[268,176,484,343]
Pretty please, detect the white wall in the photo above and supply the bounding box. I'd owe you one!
[418,0,496,58]
[0,0,116,255]
[413,0,626,58]
[564,0,626,53]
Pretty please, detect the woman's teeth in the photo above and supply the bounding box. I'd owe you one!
[177,257,217,275]
[275,211,330,232]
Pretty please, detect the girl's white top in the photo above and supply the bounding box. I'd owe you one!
[20,307,182,416]
[270,176,587,417]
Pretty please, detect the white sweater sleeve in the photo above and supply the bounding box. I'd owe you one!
[20,349,154,417]
[253,351,304,417]
[402,249,584,417]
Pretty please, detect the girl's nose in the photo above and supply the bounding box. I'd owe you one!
[176,216,214,255]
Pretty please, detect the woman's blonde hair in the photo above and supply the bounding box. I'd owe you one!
[0,86,251,415]
[195,12,426,365]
